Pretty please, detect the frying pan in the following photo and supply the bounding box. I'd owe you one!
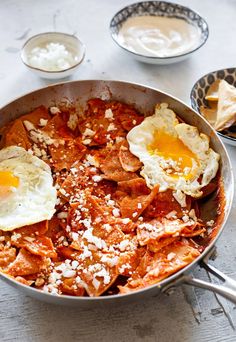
[0,80,235,307]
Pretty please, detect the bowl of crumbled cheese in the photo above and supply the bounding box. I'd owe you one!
[21,32,86,79]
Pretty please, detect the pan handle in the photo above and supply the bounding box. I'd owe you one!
[183,261,236,304]
[162,248,236,304]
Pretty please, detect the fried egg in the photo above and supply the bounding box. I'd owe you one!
[0,146,57,231]
[127,103,220,206]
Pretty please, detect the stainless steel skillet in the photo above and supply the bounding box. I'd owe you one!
[0,79,235,307]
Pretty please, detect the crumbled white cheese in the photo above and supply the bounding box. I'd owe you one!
[82,139,91,145]
[101,255,118,267]
[122,218,130,224]
[79,244,92,260]
[103,224,112,233]
[24,120,55,146]
[24,236,35,242]
[107,123,116,132]
[119,263,131,274]
[62,269,76,278]
[104,108,114,120]
[75,276,82,284]
[50,106,61,115]
[83,228,107,250]
[83,128,95,137]
[11,233,22,242]
[167,252,176,261]
[70,167,78,175]
[92,278,101,290]
[23,120,35,131]
[86,154,99,167]
[189,209,197,221]
[71,232,79,241]
[39,118,48,127]
[93,268,111,285]
[173,190,186,207]
[92,175,102,182]
[67,113,78,131]
[182,214,190,223]
[57,212,68,219]
[115,137,124,144]
[107,199,115,206]
[119,239,130,252]
[206,219,214,226]
[112,208,120,217]
[28,43,77,71]
[71,260,79,269]
[165,210,177,219]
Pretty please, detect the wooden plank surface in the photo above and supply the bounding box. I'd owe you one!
[1,0,236,341]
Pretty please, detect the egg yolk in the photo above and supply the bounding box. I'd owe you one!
[148,130,198,180]
[0,171,19,196]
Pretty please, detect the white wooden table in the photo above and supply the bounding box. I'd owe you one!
[1,0,236,341]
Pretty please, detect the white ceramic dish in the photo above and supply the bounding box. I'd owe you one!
[110,1,209,65]
[21,32,86,79]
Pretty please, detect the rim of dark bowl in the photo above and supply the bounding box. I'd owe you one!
[109,0,209,61]
[190,67,236,143]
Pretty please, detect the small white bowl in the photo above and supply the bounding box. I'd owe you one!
[110,1,209,65]
[21,32,86,79]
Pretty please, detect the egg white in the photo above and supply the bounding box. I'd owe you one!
[127,103,220,204]
[0,146,57,231]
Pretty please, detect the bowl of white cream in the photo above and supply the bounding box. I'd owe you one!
[21,32,86,79]
[110,1,209,64]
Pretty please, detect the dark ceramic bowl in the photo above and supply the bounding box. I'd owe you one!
[110,1,209,64]
[190,68,236,146]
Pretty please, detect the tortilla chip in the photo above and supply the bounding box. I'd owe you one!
[119,240,200,293]
[0,248,16,268]
[214,80,236,131]
[100,143,137,182]
[49,138,86,170]
[4,119,31,150]
[118,141,142,172]
[115,177,158,220]
[19,106,51,126]
[12,235,57,258]
[60,277,85,296]
[205,79,220,101]
[200,106,217,126]
[137,218,203,248]
[7,248,47,276]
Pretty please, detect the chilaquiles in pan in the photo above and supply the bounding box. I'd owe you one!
[0,98,224,296]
